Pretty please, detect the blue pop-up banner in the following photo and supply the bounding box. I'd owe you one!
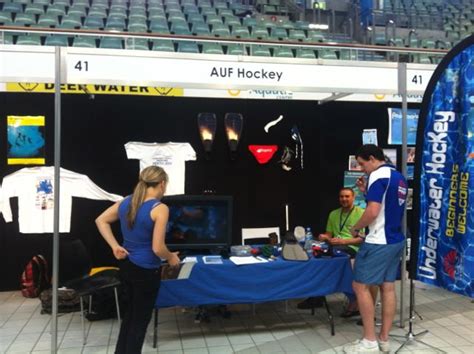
[415,36,474,298]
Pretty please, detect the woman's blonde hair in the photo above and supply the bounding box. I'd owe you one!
[127,166,168,228]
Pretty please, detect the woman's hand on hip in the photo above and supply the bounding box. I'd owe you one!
[112,245,129,260]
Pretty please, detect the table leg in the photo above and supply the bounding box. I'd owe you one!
[322,297,335,336]
[153,308,158,348]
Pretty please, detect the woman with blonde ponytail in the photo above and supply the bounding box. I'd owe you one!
[96,166,180,354]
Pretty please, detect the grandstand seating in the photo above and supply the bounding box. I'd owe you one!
[0,0,469,61]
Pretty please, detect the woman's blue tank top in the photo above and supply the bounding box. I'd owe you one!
[118,196,162,269]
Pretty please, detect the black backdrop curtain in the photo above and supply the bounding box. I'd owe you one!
[0,93,418,290]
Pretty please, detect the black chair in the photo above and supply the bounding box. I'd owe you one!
[64,268,121,345]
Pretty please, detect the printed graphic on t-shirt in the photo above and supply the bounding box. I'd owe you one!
[35,178,54,210]
[151,156,173,167]
[398,180,407,206]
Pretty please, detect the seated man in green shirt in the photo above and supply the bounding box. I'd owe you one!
[319,187,364,258]
[297,188,369,316]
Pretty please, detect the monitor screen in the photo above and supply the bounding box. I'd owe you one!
[162,195,233,250]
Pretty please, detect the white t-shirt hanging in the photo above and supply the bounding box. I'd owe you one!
[125,142,196,196]
[1,167,123,234]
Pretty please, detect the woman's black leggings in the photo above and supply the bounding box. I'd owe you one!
[115,259,161,354]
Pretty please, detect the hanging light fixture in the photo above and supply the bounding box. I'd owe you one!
[197,112,217,158]
[224,113,243,159]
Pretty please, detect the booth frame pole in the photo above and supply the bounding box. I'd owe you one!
[398,62,408,328]
[51,45,62,354]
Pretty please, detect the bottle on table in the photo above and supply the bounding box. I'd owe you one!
[303,227,313,251]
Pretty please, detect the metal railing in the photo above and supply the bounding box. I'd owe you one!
[0,25,448,63]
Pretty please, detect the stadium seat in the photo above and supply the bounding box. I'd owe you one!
[68,6,87,17]
[125,38,149,51]
[417,54,431,64]
[231,25,250,38]
[149,20,170,33]
[294,20,310,30]
[296,47,316,59]
[44,35,69,47]
[128,20,148,33]
[218,8,233,17]
[374,32,386,45]
[243,17,257,27]
[289,29,306,41]
[129,10,147,21]
[420,39,435,48]
[54,0,71,6]
[38,14,58,27]
[170,21,190,34]
[201,7,216,16]
[16,34,42,45]
[100,37,123,49]
[188,13,205,24]
[2,3,24,13]
[206,14,223,25]
[227,43,246,55]
[92,0,109,9]
[251,26,269,39]
[110,3,127,11]
[151,39,174,51]
[168,12,186,23]
[0,11,12,24]
[34,0,52,5]
[59,15,82,29]
[149,12,167,22]
[88,7,107,19]
[73,0,90,6]
[318,49,338,60]
[83,16,104,29]
[211,23,230,37]
[201,42,224,54]
[177,41,199,53]
[173,27,192,35]
[224,15,240,27]
[213,1,228,10]
[270,27,288,40]
[109,8,127,19]
[24,4,45,15]
[262,18,277,28]
[306,30,325,42]
[278,19,294,30]
[15,13,36,26]
[105,17,126,30]
[46,4,66,16]
[274,46,293,58]
[250,45,271,57]
[0,34,14,44]
[191,22,210,35]
[339,50,357,60]
[183,5,199,15]
[73,36,98,48]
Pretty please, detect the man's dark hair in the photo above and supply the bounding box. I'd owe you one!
[339,187,355,195]
[355,144,385,162]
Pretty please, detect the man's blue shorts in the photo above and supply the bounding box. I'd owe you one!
[353,241,405,285]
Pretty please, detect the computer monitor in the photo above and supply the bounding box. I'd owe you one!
[162,195,233,251]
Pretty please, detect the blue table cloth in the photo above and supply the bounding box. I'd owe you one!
[156,256,354,308]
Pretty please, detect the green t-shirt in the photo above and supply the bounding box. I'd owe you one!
[326,206,365,252]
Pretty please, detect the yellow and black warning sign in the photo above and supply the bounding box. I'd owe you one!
[6,83,184,97]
